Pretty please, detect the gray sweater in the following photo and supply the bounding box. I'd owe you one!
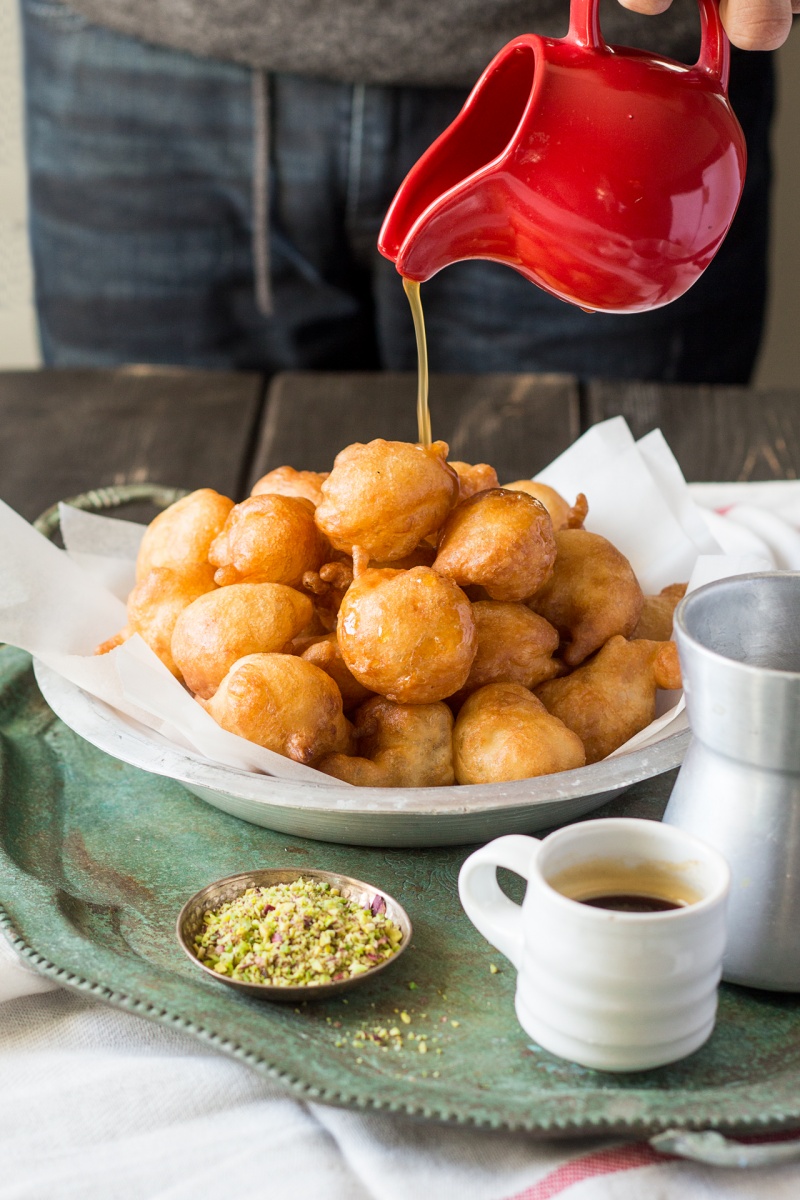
[61,0,702,87]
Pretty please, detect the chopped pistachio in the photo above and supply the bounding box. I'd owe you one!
[450,1020,460,1028]
[489,964,499,974]
[192,878,403,987]
[400,1011,412,1025]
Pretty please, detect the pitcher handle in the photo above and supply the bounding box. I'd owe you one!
[567,0,605,50]
[567,0,729,92]
[458,835,539,969]
[696,0,730,90]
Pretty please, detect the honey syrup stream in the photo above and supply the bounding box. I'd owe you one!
[403,278,432,447]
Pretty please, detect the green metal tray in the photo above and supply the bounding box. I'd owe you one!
[3,644,800,1141]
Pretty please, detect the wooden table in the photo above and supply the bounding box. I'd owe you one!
[1,367,798,521]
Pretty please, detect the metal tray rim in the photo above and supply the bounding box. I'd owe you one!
[4,905,800,1138]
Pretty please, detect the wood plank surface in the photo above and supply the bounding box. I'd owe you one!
[586,381,800,482]
[249,372,580,489]
[0,368,265,521]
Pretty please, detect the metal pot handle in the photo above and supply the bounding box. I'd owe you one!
[651,1129,800,1167]
[34,483,188,539]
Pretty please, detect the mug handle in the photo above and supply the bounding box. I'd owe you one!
[566,0,729,91]
[458,835,539,969]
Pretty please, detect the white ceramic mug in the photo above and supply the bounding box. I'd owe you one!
[459,818,730,1071]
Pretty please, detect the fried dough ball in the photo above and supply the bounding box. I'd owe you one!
[171,583,313,699]
[208,494,328,587]
[453,683,585,784]
[433,489,556,602]
[95,628,131,655]
[451,602,560,704]
[250,466,329,507]
[529,529,644,667]
[337,567,477,704]
[302,559,353,597]
[135,489,233,582]
[315,439,458,562]
[535,636,682,763]
[317,696,455,787]
[450,461,500,503]
[632,582,688,642]
[203,653,353,765]
[301,560,354,629]
[126,564,217,677]
[504,481,588,531]
[298,633,374,710]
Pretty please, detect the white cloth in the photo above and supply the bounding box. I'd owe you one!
[5,479,800,1197]
[4,979,800,1200]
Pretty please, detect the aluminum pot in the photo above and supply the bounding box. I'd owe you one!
[664,572,800,991]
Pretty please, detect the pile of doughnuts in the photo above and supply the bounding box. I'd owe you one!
[98,440,683,787]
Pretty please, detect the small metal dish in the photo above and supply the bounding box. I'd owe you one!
[176,868,413,1001]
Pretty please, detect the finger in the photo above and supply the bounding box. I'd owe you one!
[616,0,674,14]
[719,0,794,48]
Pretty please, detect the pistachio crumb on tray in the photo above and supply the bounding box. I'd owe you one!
[194,877,404,986]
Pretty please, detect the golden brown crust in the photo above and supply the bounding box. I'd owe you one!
[315,439,458,562]
[535,635,682,763]
[453,683,585,784]
[565,492,589,530]
[433,488,557,602]
[250,466,329,507]
[502,481,587,531]
[529,529,644,667]
[208,494,328,587]
[203,653,353,764]
[299,632,374,710]
[126,564,217,677]
[449,461,500,503]
[632,583,688,642]
[337,566,477,704]
[171,583,313,699]
[317,695,455,787]
[368,543,437,570]
[94,627,131,656]
[135,489,233,582]
[450,601,560,705]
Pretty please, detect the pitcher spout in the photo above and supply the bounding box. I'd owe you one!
[378,39,539,281]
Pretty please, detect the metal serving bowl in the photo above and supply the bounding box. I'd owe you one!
[176,868,412,1000]
[34,660,688,846]
[34,662,690,849]
[32,483,689,848]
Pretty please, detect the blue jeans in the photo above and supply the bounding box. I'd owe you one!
[21,0,774,382]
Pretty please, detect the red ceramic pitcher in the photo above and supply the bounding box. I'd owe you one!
[378,0,746,313]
